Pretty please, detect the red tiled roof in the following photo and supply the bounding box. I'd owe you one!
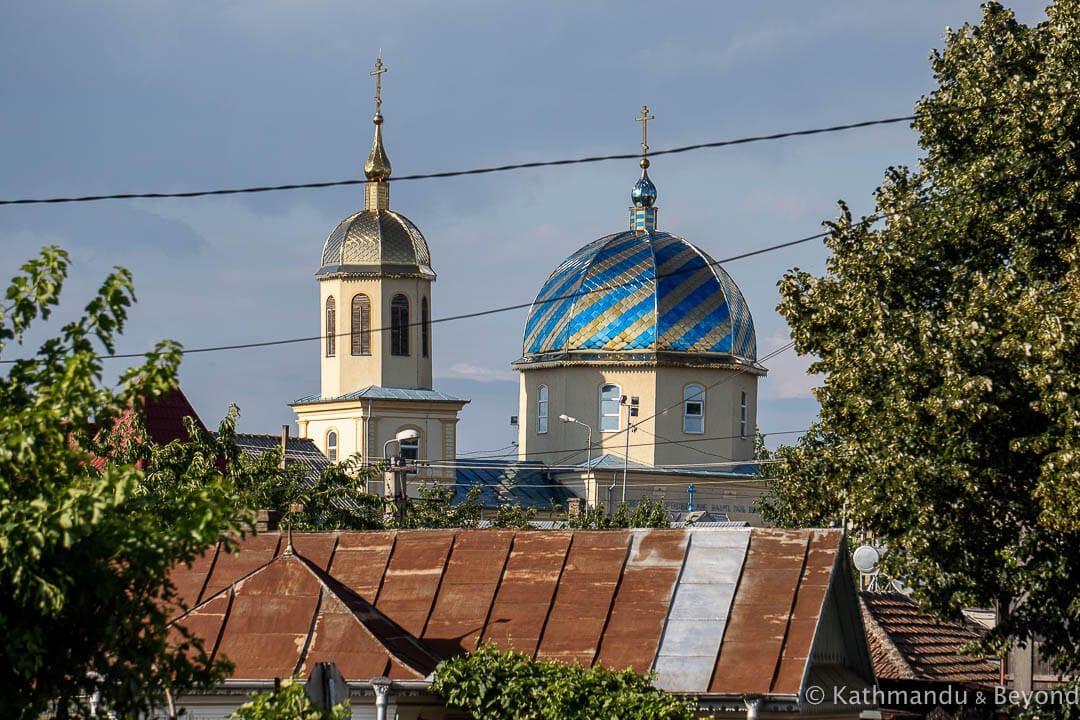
[859,592,999,686]
[142,388,207,445]
[87,387,206,471]
[170,528,866,696]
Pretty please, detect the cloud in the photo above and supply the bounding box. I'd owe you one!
[438,363,517,383]
[761,333,819,400]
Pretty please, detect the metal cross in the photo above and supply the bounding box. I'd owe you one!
[370,55,388,114]
[636,105,655,156]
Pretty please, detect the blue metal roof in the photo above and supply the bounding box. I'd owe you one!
[293,386,469,404]
[521,230,756,361]
[561,453,759,477]
[453,459,577,509]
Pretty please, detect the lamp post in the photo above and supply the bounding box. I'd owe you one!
[559,414,593,507]
[382,428,420,523]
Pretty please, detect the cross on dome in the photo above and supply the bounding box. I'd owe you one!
[630,104,658,227]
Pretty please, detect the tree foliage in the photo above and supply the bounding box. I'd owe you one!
[431,643,698,720]
[135,411,385,532]
[769,1,1080,673]
[230,677,348,720]
[0,247,239,718]
[567,497,671,529]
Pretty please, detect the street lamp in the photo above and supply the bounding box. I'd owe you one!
[559,414,593,507]
[383,427,420,463]
[382,428,420,523]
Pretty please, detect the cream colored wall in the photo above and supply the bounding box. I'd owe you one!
[294,399,463,482]
[516,366,659,466]
[319,276,433,397]
[615,471,768,525]
[517,364,760,469]
[651,366,758,466]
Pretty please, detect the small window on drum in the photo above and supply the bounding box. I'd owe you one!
[599,384,621,432]
[683,384,704,434]
[740,391,748,438]
[391,294,410,356]
[537,384,549,434]
[325,297,336,357]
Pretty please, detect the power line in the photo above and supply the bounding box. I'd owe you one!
[0,116,918,207]
[5,88,1076,209]
[0,226,829,365]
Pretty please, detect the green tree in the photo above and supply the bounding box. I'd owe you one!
[127,405,384,532]
[770,1,1080,674]
[0,247,239,718]
[231,677,348,720]
[394,482,484,529]
[431,643,699,720]
[491,502,537,529]
[567,497,671,529]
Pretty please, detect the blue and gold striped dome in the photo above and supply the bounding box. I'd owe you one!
[521,230,756,362]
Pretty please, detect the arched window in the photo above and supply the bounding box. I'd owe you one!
[740,391,748,438]
[390,294,410,356]
[683,384,705,434]
[421,297,430,358]
[599,383,621,432]
[326,430,338,463]
[537,384,549,434]
[351,294,371,355]
[399,431,420,472]
[325,296,336,357]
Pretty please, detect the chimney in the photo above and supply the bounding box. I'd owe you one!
[256,509,280,532]
[280,424,289,470]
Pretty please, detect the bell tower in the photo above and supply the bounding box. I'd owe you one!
[292,56,467,478]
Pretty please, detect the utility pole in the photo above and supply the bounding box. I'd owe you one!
[620,396,639,504]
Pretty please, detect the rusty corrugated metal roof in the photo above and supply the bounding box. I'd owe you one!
[170,528,863,697]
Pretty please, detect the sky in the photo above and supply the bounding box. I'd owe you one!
[0,1,1050,456]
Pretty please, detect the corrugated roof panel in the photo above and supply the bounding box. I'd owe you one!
[173,593,229,661]
[290,533,338,571]
[374,532,455,636]
[653,529,750,692]
[172,544,219,611]
[482,533,573,656]
[327,531,395,600]
[302,609,394,680]
[216,560,320,679]
[770,532,840,694]
[201,533,282,602]
[595,530,688,674]
[423,531,515,657]
[537,532,631,665]
[709,529,810,695]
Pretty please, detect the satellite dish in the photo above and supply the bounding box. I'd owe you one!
[852,545,882,574]
[891,578,914,596]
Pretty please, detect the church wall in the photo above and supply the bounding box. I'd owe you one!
[377,277,434,390]
[293,399,461,483]
[650,366,759,467]
[319,276,434,397]
[606,471,767,525]
[518,364,759,470]
[516,366,660,467]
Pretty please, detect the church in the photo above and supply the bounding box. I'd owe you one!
[290,60,768,522]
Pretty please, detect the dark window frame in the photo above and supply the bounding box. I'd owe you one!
[351,294,371,355]
[390,294,410,356]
